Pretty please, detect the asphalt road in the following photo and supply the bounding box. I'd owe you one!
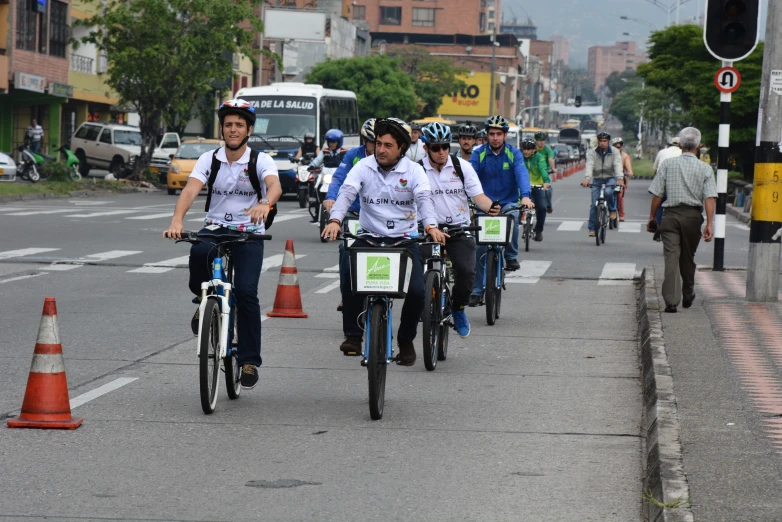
[0,173,750,520]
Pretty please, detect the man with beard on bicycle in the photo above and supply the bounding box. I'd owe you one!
[322,118,447,366]
[419,122,499,338]
[163,99,282,390]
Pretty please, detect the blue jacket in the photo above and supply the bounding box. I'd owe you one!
[469,143,531,205]
[326,145,365,213]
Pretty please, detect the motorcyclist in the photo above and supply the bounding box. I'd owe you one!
[310,129,346,169]
[294,132,318,160]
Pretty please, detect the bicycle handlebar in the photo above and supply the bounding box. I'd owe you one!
[343,233,424,248]
[167,230,272,243]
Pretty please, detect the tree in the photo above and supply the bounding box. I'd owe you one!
[636,24,763,177]
[388,46,468,117]
[605,70,642,99]
[76,0,267,178]
[306,55,418,121]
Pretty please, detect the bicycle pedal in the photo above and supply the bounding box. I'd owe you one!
[360,358,367,367]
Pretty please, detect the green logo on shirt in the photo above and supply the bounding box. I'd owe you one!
[366,256,391,281]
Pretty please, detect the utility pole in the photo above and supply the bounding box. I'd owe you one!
[747,1,782,301]
[713,60,732,271]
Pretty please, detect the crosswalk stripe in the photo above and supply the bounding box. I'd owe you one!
[315,280,341,294]
[598,263,637,285]
[128,255,190,274]
[65,210,140,218]
[617,223,641,233]
[731,223,750,231]
[261,254,306,273]
[506,260,552,284]
[0,207,24,213]
[557,221,583,232]
[68,200,112,205]
[125,212,173,220]
[0,272,49,284]
[46,250,143,271]
[4,209,81,216]
[0,247,60,260]
[271,214,308,224]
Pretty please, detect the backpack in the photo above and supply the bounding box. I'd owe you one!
[417,154,464,184]
[204,148,277,229]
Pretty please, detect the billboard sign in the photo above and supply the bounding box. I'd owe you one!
[439,72,499,117]
[264,9,325,42]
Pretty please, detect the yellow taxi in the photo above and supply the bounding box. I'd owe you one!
[167,138,223,195]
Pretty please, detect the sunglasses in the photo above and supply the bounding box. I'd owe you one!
[428,144,450,153]
[615,143,623,147]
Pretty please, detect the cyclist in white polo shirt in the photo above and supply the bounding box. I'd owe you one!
[322,117,447,366]
[418,122,499,338]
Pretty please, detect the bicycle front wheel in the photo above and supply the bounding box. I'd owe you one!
[595,207,604,246]
[367,303,388,420]
[199,299,221,414]
[600,207,607,244]
[422,271,441,371]
[485,251,497,326]
[438,286,450,361]
[524,216,532,252]
[224,303,241,400]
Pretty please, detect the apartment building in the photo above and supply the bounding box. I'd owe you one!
[343,0,498,36]
[587,41,646,92]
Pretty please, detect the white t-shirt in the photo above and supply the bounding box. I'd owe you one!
[654,146,682,172]
[405,139,427,162]
[330,155,437,237]
[189,146,278,234]
[421,155,484,226]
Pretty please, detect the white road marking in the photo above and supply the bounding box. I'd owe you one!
[0,272,48,284]
[271,214,308,224]
[505,260,552,284]
[4,209,80,216]
[46,250,143,271]
[69,377,139,409]
[617,223,641,233]
[0,207,25,213]
[68,200,112,205]
[125,212,173,220]
[598,263,637,285]
[557,221,584,232]
[731,223,750,231]
[65,210,140,218]
[261,254,306,273]
[0,247,60,260]
[315,264,340,278]
[315,280,341,293]
[128,255,190,274]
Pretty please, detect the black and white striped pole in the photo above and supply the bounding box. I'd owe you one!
[713,60,734,272]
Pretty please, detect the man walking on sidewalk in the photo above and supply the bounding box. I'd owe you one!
[647,127,717,313]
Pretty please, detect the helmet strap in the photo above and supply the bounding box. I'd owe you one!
[427,150,446,171]
[225,135,249,151]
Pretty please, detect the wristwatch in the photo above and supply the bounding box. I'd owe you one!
[259,198,270,205]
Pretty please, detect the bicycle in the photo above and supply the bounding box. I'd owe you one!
[473,206,521,326]
[522,185,545,252]
[170,229,272,414]
[344,232,420,420]
[587,183,620,246]
[421,225,480,371]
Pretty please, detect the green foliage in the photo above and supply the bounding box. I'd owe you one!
[40,161,73,182]
[306,55,418,121]
[76,0,268,178]
[605,71,642,98]
[388,46,468,117]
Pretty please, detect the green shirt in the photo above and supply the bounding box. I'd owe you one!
[537,145,555,164]
[523,151,550,186]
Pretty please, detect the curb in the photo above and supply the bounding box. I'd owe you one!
[725,204,751,224]
[638,266,694,522]
[0,186,146,205]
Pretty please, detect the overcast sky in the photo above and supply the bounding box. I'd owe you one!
[502,0,770,67]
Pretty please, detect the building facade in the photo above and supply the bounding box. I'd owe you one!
[550,35,569,67]
[587,41,646,92]
[342,0,494,35]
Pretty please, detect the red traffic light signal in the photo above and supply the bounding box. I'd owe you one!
[704,0,760,61]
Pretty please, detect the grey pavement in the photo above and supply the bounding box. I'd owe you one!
[0,174,751,520]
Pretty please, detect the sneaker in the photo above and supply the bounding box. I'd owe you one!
[468,294,482,307]
[546,206,553,214]
[664,305,678,314]
[340,335,362,356]
[588,231,596,237]
[337,301,343,312]
[505,258,520,271]
[609,211,617,220]
[534,231,543,242]
[619,217,625,222]
[452,310,471,338]
[191,307,200,335]
[396,340,416,366]
[683,293,696,309]
[240,364,259,389]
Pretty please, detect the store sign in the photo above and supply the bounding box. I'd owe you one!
[15,72,46,93]
[440,72,498,117]
[48,82,73,98]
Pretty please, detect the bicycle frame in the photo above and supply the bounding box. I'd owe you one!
[197,252,234,360]
[481,245,504,290]
[363,297,394,363]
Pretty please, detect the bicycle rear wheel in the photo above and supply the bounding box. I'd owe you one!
[199,299,221,414]
[224,303,241,400]
[600,207,607,244]
[595,207,604,246]
[485,251,497,326]
[367,303,388,420]
[438,286,450,361]
[524,215,532,252]
[422,271,441,371]
[495,266,503,320]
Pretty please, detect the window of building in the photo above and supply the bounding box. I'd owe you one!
[479,13,486,32]
[16,0,36,51]
[488,9,494,19]
[352,5,365,20]
[38,2,48,54]
[412,8,434,27]
[488,21,495,31]
[49,0,68,58]
[380,6,401,25]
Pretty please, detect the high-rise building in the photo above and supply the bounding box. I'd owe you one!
[587,41,647,92]
[550,35,569,67]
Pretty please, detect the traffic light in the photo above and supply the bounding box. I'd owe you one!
[575,96,582,108]
[704,0,761,61]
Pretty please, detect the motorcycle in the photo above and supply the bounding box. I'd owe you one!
[55,145,82,181]
[310,166,336,243]
[16,143,47,183]
[291,152,316,208]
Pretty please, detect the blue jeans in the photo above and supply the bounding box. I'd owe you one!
[31,141,41,154]
[472,203,520,296]
[188,227,265,367]
[588,178,617,232]
[531,187,547,232]
[545,186,553,209]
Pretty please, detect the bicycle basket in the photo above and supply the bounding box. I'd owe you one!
[473,215,514,245]
[350,248,413,297]
[342,217,361,248]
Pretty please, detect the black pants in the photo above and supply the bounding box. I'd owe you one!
[342,239,424,342]
[660,207,703,307]
[444,232,477,310]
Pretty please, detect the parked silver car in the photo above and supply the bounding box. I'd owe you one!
[0,152,18,182]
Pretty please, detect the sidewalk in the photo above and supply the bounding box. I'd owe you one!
[644,266,782,520]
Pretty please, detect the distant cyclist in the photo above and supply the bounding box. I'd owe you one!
[580,131,624,237]
[405,122,427,162]
[521,138,551,241]
[455,123,477,162]
[163,99,282,390]
[474,129,487,149]
[419,122,500,337]
[310,129,346,169]
[612,137,634,222]
[468,115,533,306]
[535,131,556,213]
[294,132,318,160]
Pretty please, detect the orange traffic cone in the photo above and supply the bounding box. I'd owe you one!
[267,240,308,318]
[8,297,83,429]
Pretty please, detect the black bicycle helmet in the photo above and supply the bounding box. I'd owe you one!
[521,138,537,150]
[457,123,478,138]
[597,131,611,140]
[375,117,412,150]
[409,122,421,131]
[475,129,487,139]
[534,132,547,141]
